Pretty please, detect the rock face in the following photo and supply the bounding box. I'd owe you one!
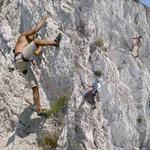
[0,0,150,149]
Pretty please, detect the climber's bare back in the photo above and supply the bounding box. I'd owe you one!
[14,35,30,54]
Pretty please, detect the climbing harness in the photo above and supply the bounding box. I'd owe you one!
[14,52,30,62]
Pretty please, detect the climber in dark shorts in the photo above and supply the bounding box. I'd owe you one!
[14,16,62,117]
[83,80,101,109]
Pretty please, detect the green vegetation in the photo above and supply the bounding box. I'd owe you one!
[137,116,146,124]
[74,61,81,68]
[95,38,104,48]
[94,38,108,52]
[38,93,70,149]
[94,70,103,77]
[45,136,58,148]
[102,47,108,52]
[46,95,69,118]
[40,134,59,150]
[137,117,143,124]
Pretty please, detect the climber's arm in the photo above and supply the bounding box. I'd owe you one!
[22,16,48,36]
[35,46,42,56]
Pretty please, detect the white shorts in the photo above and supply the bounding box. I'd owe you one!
[15,42,38,88]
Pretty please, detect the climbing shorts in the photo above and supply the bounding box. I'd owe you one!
[22,41,37,61]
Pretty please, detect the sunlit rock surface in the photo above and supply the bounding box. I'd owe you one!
[0,0,150,149]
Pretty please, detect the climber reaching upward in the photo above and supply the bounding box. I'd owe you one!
[14,16,62,116]
[130,35,142,58]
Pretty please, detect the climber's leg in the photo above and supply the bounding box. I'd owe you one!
[34,33,62,47]
[32,86,42,112]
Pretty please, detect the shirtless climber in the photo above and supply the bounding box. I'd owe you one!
[14,16,62,116]
[130,35,142,58]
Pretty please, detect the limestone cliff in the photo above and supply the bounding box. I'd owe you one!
[0,0,150,149]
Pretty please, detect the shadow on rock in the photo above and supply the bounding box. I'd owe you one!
[6,105,47,146]
[16,105,47,138]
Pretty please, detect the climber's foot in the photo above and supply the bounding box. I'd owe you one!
[37,109,49,117]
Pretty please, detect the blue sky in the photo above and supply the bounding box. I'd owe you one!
[141,0,150,7]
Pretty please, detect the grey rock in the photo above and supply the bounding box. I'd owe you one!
[0,0,150,149]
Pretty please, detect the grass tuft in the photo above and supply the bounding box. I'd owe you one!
[137,117,143,124]
[94,70,103,77]
[46,95,69,118]
[39,134,59,150]
[94,38,104,48]
[102,47,108,52]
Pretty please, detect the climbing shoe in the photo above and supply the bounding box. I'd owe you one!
[54,33,62,46]
[37,109,49,118]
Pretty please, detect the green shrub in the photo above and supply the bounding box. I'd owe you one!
[40,134,59,150]
[137,117,143,124]
[74,61,81,68]
[46,95,69,118]
[45,136,58,148]
[38,95,69,149]
[95,38,104,48]
[102,47,107,52]
[94,70,103,77]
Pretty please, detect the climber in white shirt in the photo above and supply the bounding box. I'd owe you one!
[83,79,101,109]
